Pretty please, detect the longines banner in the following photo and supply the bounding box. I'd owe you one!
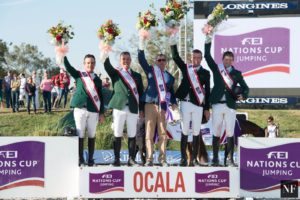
[194,17,300,88]
[239,138,300,198]
[0,137,78,199]
[79,167,239,198]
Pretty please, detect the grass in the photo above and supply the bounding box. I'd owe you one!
[0,108,299,150]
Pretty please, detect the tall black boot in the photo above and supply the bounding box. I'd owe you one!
[212,136,220,166]
[226,137,236,167]
[192,135,200,166]
[88,138,95,166]
[180,134,188,166]
[79,138,84,166]
[113,137,122,166]
[128,137,138,166]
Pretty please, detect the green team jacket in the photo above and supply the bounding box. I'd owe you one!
[204,42,249,110]
[64,57,104,114]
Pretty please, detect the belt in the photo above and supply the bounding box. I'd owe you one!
[218,101,226,104]
[146,101,159,105]
[181,99,191,103]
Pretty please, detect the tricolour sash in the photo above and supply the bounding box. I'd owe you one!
[217,64,234,93]
[152,65,167,103]
[186,64,205,105]
[79,71,101,112]
[116,68,139,104]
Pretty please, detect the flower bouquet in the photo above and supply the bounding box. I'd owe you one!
[97,20,121,53]
[136,9,158,39]
[160,0,189,35]
[47,22,74,67]
[202,3,228,38]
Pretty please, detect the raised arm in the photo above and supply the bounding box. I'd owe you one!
[64,56,80,78]
[104,57,118,79]
[138,49,151,74]
[204,42,219,74]
[170,45,186,72]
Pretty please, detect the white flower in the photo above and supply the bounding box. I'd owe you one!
[167,11,174,17]
[208,14,214,21]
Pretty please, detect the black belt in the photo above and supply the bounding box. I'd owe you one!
[181,99,192,103]
[218,101,226,104]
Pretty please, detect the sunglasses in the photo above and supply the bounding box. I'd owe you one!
[157,59,166,62]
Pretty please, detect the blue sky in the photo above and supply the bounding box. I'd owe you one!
[0,0,168,75]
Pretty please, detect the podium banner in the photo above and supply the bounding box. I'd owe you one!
[0,137,78,199]
[79,166,239,198]
[239,138,300,198]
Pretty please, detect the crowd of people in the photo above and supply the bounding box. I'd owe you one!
[0,70,112,114]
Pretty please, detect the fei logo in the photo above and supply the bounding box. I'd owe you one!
[0,151,18,159]
[267,151,288,159]
[241,37,262,46]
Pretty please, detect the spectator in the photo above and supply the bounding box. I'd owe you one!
[51,74,60,108]
[265,116,279,138]
[19,73,27,108]
[32,70,40,109]
[25,77,36,114]
[58,69,70,108]
[102,77,111,89]
[11,73,20,112]
[4,71,12,108]
[40,71,53,113]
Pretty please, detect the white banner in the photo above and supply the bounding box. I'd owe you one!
[194,17,300,88]
[0,137,78,199]
[79,166,239,198]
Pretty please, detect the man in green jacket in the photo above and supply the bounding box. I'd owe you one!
[170,37,210,167]
[64,54,105,167]
[204,37,249,167]
[102,51,144,167]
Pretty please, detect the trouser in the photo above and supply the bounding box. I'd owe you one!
[112,107,138,138]
[27,95,36,113]
[11,90,19,111]
[58,88,68,108]
[34,89,39,109]
[74,107,99,163]
[180,101,204,163]
[212,103,236,162]
[5,88,11,108]
[42,91,52,112]
[145,103,167,163]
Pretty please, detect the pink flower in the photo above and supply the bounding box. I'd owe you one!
[202,24,214,35]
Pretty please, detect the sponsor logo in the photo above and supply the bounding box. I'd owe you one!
[215,28,290,77]
[224,3,289,10]
[89,170,124,194]
[195,170,230,193]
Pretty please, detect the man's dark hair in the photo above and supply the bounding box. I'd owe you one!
[222,51,234,60]
[84,54,96,61]
[120,51,131,57]
[192,49,202,55]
